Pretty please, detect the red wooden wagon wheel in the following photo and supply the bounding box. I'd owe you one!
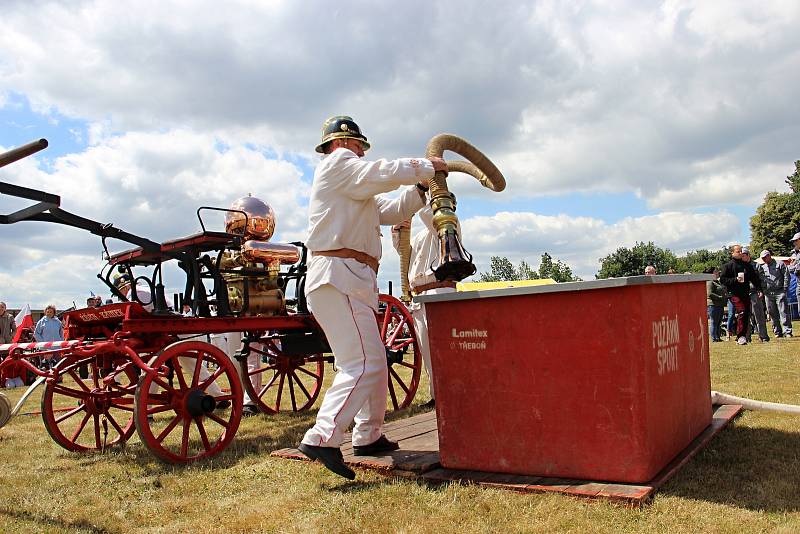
[377,293,421,411]
[41,353,138,452]
[239,342,325,414]
[134,340,242,464]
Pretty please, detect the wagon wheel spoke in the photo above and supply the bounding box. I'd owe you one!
[195,418,211,452]
[387,375,399,411]
[151,375,176,394]
[191,352,205,388]
[397,361,416,370]
[66,370,91,393]
[93,413,102,449]
[206,411,230,430]
[55,404,85,424]
[389,367,410,396]
[291,371,312,401]
[106,412,126,438]
[111,397,135,411]
[156,415,181,442]
[288,373,298,412]
[197,366,225,391]
[214,394,235,403]
[180,419,191,458]
[171,356,189,391]
[274,372,286,411]
[257,372,279,399]
[91,361,101,389]
[51,384,88,400]
[70,411,93,442]
[148,404,175,416]
[296,366,321,380]
[248,363,278,378]
[392,338,414,351]
[380,307,392,338]
[388,316,407,346]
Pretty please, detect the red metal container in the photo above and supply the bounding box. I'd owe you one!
[418,274,712,483]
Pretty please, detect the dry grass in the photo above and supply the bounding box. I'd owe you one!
[0,337,799,533]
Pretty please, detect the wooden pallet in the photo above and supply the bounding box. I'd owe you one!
[271,403,742,505]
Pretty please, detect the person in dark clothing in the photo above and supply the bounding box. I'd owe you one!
[706,267,727,342]
[720,245,763,345]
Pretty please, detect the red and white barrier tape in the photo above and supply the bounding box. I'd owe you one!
[0,340,81,352]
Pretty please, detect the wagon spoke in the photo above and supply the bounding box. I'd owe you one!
[55,404,85,424]
[248,363,278,377]
[156,415,181,442]
[70,411,92,442]
[274,372,285,411]
[388,316,407,346]
[214,394,234,402]
[387,375,399,410]
[291,371,312,401]
[258,372,279,399]
[198,367,225,391]
[147,404,175,416]
[206,412,230,430]
[296,366,321,380]
[67,370,91,393]
[195,418,211,452]
[106,412,125,438]
[51,384,88,400]
[389,367,410,395]
[91,361,101,389]
[381,307,391,338]
[192,352,205,387]
[397,361,416,370]
[288,373,298,412]
[180,419,191,458]
[93,413,102,449]
[171,356,189,391]
[151,375,175,394]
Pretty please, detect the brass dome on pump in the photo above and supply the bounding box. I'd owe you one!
[225,195,276,241]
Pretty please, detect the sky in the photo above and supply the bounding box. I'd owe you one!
[1,0,799,309]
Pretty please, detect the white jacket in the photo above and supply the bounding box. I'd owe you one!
[305,147,434,309]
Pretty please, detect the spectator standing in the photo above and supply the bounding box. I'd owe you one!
[34,304,64,367]
[706,267,727,342]
[758,250,792,337]
[0,302,16,344]
[788,232,800,320]
[742,248,769,342]
[720,245,763,345]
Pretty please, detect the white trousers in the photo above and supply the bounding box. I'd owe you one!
[411,303,435,400]
[301,284,386,448]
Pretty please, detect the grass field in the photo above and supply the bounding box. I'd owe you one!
[0,337,798,533]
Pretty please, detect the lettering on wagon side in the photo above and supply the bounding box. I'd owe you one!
[450,328,488,350]
[652,315,680,376]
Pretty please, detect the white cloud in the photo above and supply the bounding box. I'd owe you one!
[459,209,740,279]
[0,129,308,308]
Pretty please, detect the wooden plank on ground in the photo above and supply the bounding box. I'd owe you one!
[271,404,741,505]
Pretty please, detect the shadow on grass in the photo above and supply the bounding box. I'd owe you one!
[0,506,119,534]
[72,404,433,475]
[324,480,383,493]
[661,422,800,512]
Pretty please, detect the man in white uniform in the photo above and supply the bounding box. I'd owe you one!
[391,201,458,409]
[298,116,447,479]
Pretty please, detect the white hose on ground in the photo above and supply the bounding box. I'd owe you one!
[712,390,800,414]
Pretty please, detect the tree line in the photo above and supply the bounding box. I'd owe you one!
[479,160,800,282]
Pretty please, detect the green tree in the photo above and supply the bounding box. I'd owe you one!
[478,254,580,282]
[784,160,800,194]
[750,190,800,256]
[674,248,731,273]
[596,241,678,278]
[537,252,581,282]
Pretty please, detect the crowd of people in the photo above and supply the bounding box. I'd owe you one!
[708,243,797,345]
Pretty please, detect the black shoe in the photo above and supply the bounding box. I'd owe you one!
[216,400,231,410]
[298,443,356,480]
[352,435,400,456]
[420,399,436,409]
[242,405,259,417]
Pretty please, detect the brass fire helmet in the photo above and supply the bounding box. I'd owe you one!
[224,195,276,241]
